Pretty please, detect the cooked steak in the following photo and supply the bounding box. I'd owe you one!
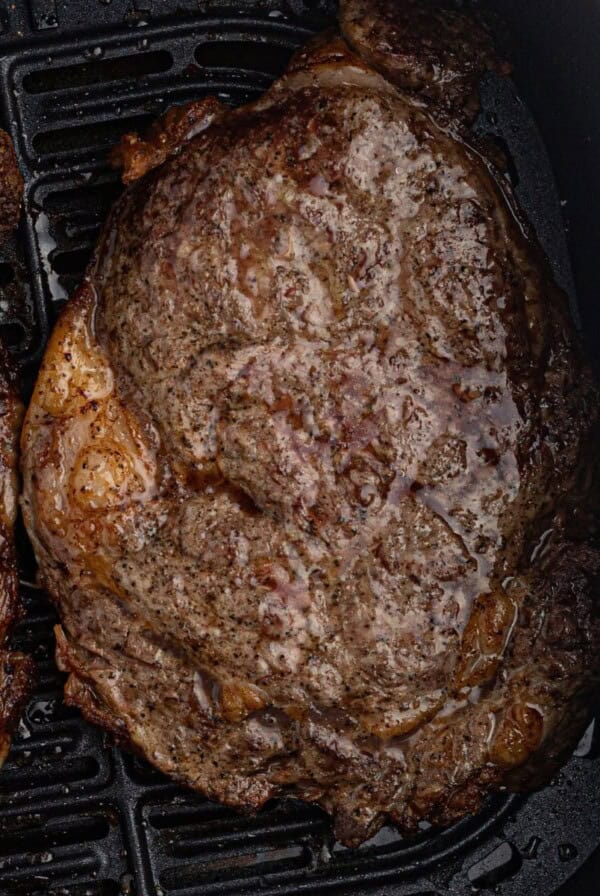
[0,130,33,768]
[340,0,503,121]
[0,130,24,244]
[21,0,600,844]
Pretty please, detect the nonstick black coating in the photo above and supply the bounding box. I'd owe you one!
[487,0,600,366]
[0,2,598,894]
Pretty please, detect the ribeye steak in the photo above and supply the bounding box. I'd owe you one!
[21,0,600,843]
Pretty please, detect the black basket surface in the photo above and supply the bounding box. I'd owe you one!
[0,2,598,895]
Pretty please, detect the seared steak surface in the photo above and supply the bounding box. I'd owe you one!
[0,130,33,768]
[21,0,600,843]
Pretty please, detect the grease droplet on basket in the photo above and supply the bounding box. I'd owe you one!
[319,843,331,864]
[522,835,542,859]
[119,872,134,894]
[558,843,578,862]
[17,718,31,740]
[28,698,57,725]
[574,718,596,757]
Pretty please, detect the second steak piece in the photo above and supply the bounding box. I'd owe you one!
[21,0,600,845]
[0,129,34,769]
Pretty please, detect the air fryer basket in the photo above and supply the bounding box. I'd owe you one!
[0,2,598,895]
